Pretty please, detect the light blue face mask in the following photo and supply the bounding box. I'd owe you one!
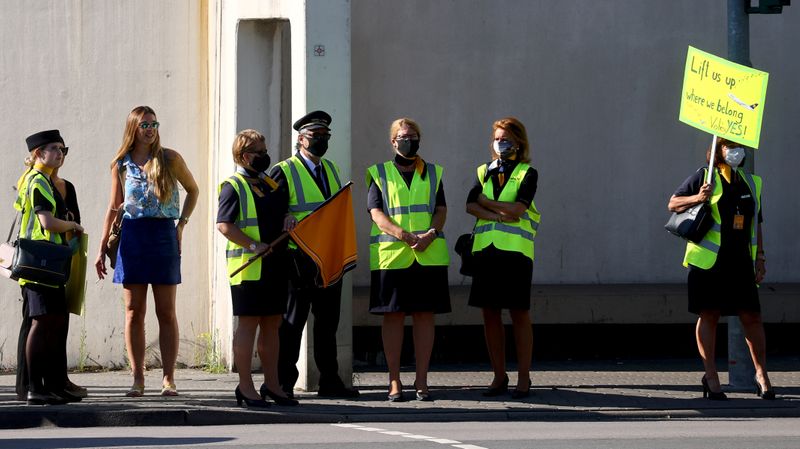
[493,140,515,158]
[724,146,745,167]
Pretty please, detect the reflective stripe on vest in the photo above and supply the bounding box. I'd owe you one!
[683,169,761,270]
[220,173,261,285]
[366,161,449,270]
[278,155,342,250]
[471,162,540,261]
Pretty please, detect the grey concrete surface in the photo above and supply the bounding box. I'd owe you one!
[1,358,798,428]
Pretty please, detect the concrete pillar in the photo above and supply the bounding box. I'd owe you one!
[208,0,353,391]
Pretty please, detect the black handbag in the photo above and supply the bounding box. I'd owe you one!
[454,233,476,276]
[10,237,72,285]
[665,201,713,243]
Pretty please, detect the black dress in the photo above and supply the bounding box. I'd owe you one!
[367,164,451,315]
[674,168,762,315]
[217,169,290,316]
[466,161,538,311]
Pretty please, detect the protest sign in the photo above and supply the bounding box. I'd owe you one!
[679,46,768,148]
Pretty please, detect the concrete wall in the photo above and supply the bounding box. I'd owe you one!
[350,0,800,288]
[0,1,208,370]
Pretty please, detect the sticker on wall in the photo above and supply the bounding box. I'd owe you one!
[313,45,325,57]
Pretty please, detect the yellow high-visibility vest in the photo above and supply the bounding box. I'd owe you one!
[366,161,449,270]
[683,168,762,270]
[219,173,261,285]
[15,170,64,287]
[472,162,541,261]
[276,155,342,250]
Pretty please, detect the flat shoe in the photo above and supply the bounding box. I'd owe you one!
[161,383,179,396]
[125,384,145,397]
[65,380,88,398]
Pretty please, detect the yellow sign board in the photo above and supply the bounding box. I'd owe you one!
[66,233,88,316]
[679,46,768,148]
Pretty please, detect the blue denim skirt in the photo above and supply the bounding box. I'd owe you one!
[113,218,181,285]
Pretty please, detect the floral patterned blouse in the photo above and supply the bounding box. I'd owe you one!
[119,153,180,219]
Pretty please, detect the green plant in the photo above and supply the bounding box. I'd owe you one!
[77,315,88,371]
[196,330,226,374]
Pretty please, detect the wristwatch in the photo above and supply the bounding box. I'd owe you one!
[249,242,258,251]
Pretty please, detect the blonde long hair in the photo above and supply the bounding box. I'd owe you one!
[110,106,176,203]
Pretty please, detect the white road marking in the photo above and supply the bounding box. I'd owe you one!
[331,424,487,449]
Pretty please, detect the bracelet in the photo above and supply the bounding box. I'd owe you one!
[178,216,189,225]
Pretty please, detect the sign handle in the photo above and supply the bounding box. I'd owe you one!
[706,135,717,185]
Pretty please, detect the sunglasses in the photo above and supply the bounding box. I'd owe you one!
[139,121,160,129]
[44,146,69,156]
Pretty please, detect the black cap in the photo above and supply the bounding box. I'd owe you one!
[292,110,332,132]
[26,130,64,152]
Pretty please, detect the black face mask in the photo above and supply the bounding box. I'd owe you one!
[306,138,328,157]
[396,139,420,158]
[249,153,271,173]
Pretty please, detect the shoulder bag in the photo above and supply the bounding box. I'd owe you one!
[104,164,126,269]
[664,168,713,243]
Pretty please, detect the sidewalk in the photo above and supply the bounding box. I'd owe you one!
[2,358,799,428]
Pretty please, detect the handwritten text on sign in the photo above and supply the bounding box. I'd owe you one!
[679,46,768,148]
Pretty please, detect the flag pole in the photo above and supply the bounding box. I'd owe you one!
[706,134,717,185]
[228,181,355,278]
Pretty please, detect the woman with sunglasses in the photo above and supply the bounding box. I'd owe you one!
[216,129,297,408]
[15,130,84,405]
[95,106,199,397]
[16,139,88,402]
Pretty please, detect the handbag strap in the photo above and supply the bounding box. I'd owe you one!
[5,210,19,243]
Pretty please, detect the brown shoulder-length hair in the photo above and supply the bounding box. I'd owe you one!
[110,106,176,203]
[706,137,736,167]
[491,117,530,163]
[232,129,266,166]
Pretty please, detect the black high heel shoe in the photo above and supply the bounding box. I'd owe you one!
[260,384,299,406]
[701,376,727,400]
[235,386,270,409]
[482,373,509,397]
[511,379,532,400]
[388,381,405,402]
[754,375,776,400]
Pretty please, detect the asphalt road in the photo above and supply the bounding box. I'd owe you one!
[2,419,800,449]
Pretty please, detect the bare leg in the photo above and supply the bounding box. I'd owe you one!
[696,310,722,391]
[382,312,404,395]
[123,284,149,387]
[233,316,260,399]
[152,284,179,387]
[411,312,435,392]
[481,308,506,387]
[509,309,533,390]
[258,314,287,397]
[739,311,772,390]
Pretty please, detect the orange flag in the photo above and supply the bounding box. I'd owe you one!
[289,182,358,288]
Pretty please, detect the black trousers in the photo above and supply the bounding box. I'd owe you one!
[278,280,343,391]
[15,296,31,399]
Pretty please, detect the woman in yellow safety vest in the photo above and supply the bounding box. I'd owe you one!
[217,129,297,408]
[669,137,774,400]
[16,130,85,405]
[466,117,540,400]
[366,118,450,402]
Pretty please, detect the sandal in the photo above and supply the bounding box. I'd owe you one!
[161,383,179,396]
[125,384,145,397]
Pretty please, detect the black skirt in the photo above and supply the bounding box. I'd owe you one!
[231,252,289,316]
[21,283,66,317]
[468,245,533,310]
[688,251,760,316]
[369,261,451,314]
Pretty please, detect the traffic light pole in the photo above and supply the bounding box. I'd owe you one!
[726,0,757,392]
